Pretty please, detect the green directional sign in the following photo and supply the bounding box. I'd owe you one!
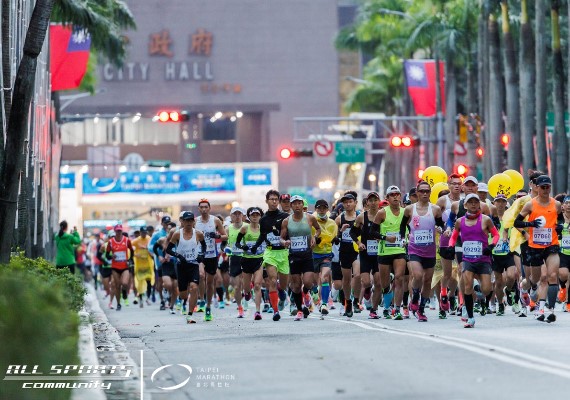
[335,141,366,163]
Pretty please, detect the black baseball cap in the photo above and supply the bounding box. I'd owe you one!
[315,199,329,208]
[340,193,356,202]
[161,215,171,224]
[409,188,417,196]
[367,191,381,199]
[536,175,552,186]
[181,211,195,220]
[139,226,148,233]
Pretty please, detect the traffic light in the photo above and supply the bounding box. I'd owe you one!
[501,133,510,150]
[476,147,484,158]
[455,164,468,178]
[155,110,189,122]
[390,135,415,148]
[279,147,313,159]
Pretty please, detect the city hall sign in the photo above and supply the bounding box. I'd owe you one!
[102,29,215,82]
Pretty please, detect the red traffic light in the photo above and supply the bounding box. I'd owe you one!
[280,148,292,160]
[501,133,510,147]
[155,110,189,122]
[390,135,414,147]
[476,147,484,157]
[456,164,468,176]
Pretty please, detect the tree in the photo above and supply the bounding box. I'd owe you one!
[535,0,548,174]
[488,12,504,174]
[519,0,537,179]
[0,0,55,263]
[551,0,568,193]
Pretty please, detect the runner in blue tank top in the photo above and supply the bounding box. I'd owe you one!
[449,194,500,328]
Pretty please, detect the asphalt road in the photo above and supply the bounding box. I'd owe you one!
[91,288,570,400]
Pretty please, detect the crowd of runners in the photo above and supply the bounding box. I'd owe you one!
[82,168,570,328]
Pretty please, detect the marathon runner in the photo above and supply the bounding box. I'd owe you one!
[559,196,570,312]
[149,215,173,310]
[131,227,155,307]
[105,224,134,311]
[226,207,247,318]
[313,199,338,316]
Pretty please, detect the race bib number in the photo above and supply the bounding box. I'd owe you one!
[231,244,244,255]
[561,236,570,249]
[246,241,264,255]
[385,232,402,248]
[493,241,509,255]
[341,229,352,243]
[205,238,216,257]
[267,233,281,246]
[413,230,433,246]
[463,241,483,258]
[366,240,378,255]
[532,228,552,246]
[182,248,196,262]
[290,236,309,252]
[114,251,127,262]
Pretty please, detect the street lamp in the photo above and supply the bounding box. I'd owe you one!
[368,173,377,191]
[318,180,334,190]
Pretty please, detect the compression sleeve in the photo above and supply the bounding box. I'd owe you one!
[369,222,382,240]
[199,240,207,255]
[165,242,178,257]
[399,214,410,240]
[449,228,460,247]
[492,215,501,229]
[349,225,361,243]
[236,232,246,248]
[153,242,162,257]
[490,226,500,245]
[446,211,457,230]
[514,214,531,228]
[435,216,445,230]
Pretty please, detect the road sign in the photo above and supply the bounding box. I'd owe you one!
[313,141,334,157]
[335,141,366,163]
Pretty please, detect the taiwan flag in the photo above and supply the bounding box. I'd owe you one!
[404,60,445,116]
[50,25,91,91]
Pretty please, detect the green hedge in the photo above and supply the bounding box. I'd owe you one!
[0,256,85,400]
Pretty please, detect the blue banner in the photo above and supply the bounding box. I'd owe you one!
[243,168,272,186]
[83,169,236,195]
[60,173,75,189]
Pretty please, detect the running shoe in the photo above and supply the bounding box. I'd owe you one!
[511,302,521,314]
[204,309,213,322]
[417,312,428,322]
[116,304,122,311]
[320,304,329,315]
[558,287,567,304]
[529,287,538,302]
[146,298,151,306]
[225,299,232,306]
[402,306,410,319]
[521,291,531,306]
[254,312,262,320]
[409,301,419,313]
[480,305,488,316]
[504,287,513,306]
[464,317,475,328]
[267,307,274,314]
[368,310,379,319]
[328,297,335,310]
[473,302,481,314]
[133,299,139,305]
[159,301,165,310]
[186,315,197,324]
[529,300,537,312]
[272,311,281,321]
[197,301,206,313]
[290,304,297,316]
[496,303,505,316]
[546,311,556,323]
[519,306,527,317]
[429,298,436,310]
[124,299,129,306]
[294,311,304,321]
[489,302,496,314]
[151,291,156,303]
[219,301,225,309]
[535,309,545,322]
[244,292,252,302]
[311,291,320,305]
[440,295,450,311]
[345,301,353,318]
[108,302,114,309]
[304,293,312,308]
[263,303,270,313]
[450,298,458,315]
[355,301,364,313]
[242,298,248,311]
[170,308,176,315]
[278,299,286,311]
[175,299,182,310]
[237,306,244,318]
[363,297,372,311]
[393,311,403,320]
[461,306,468,322]
[302,306,310,318]
[383,309,392,319]
[438,310,447,319]
[565,303,570,312]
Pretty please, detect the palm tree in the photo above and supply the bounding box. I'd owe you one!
[535,0,548,174]
[488,12,504,174]
[501,0,521,171]
[519,0,536,178]
[551,0,567,193]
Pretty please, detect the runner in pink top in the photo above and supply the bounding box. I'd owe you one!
[450,193,500,328]
[399,181,445,322]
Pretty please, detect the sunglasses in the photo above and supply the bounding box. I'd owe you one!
[417,189,431,194]
[539,185,551,190]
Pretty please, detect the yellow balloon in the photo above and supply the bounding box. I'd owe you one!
[430,182,449,204]
[422,166,447,187]
[487,173,514,198]
[503,169,524,193]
